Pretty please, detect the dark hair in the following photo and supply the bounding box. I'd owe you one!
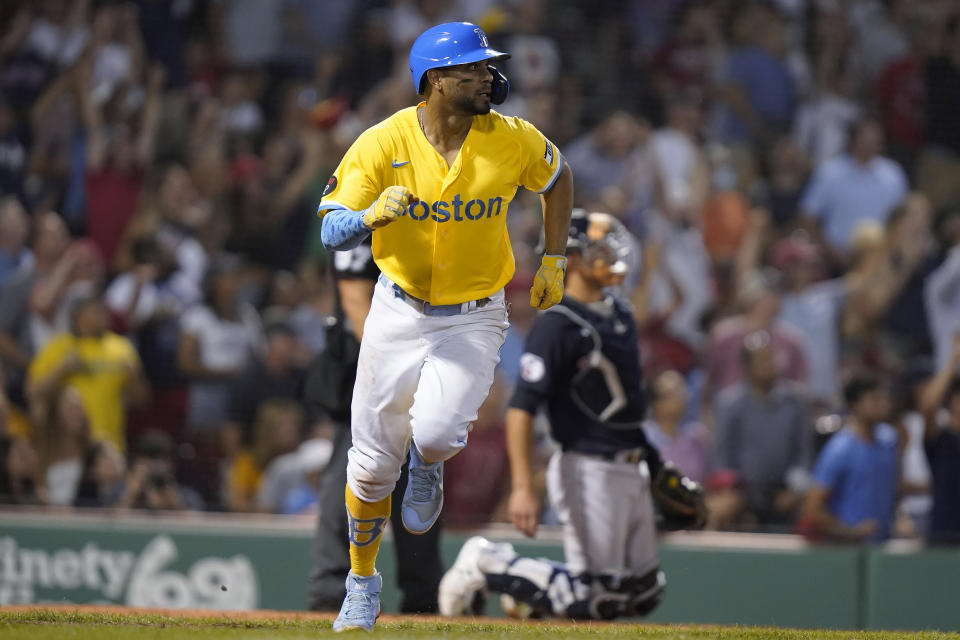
[0,436,37,505]
[947,379,960,404]
[264,317,295,340]
[845,113,883,149]
[843,373,881,407]
[72,441,113,508]
[201,254,243,307]
[68,293,105,334]
[932,200,960,249]
[136,429,175,461]
[130,236,161,265]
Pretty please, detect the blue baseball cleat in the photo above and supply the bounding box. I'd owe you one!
[333,571,382,632]
[401,444,444,534]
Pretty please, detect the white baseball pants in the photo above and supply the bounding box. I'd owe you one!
[346,279,509,503]
[546,451,659,576]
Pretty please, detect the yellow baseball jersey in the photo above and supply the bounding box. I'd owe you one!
[28,331,141,452]
[318,103,563,304]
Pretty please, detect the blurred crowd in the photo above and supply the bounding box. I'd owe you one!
[2,0,960,544]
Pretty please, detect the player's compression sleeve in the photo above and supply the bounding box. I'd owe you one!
[320,207,371,251]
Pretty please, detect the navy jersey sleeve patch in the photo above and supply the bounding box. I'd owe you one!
[519,352,546,383]
[511,311,573,402]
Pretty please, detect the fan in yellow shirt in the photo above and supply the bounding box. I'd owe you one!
[27,295,149,453]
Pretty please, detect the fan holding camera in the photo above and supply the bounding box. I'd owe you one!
[117,429,204,511]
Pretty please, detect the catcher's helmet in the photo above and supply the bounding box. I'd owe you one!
[409,22,510,95]
[566,209,632,276]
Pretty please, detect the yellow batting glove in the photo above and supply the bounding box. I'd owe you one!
[363,185,416,229]
[530,254,567,310]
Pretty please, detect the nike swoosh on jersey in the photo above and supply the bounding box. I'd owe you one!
[392,159,410,168]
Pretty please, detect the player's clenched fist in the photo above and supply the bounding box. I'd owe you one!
[363,185,417,229]
[530,254,566,310]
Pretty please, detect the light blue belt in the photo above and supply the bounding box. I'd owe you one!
[378,274,492,316]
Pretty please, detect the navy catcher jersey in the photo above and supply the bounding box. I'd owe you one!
[509,295,658,459]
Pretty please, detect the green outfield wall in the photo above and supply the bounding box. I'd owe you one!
[0,510,956,631]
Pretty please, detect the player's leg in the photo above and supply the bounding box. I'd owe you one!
[403,301,508,533]
[440,536,625,620]
[334,285,427,631]
[438,536,521,616]
[546,452,630,574]
[544,461,664,618]
[439,537,662,621]
[623,464,665,615]
[390,451,443,613]
[307,423,352,610]
[463,441,662,617]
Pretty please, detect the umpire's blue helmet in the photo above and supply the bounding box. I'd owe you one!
[409,22,509,95]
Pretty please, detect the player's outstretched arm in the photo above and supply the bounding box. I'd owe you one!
[531,163,573,310]
[320,186,418,251]
[506,407,540,537]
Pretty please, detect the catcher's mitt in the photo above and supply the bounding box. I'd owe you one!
[652,462,707,531]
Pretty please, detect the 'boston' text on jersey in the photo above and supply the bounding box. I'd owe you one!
[403,196,503,222]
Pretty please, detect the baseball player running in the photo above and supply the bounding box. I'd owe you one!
[438,211,705,620]
[306,238,443,614]
[317,22,573,631]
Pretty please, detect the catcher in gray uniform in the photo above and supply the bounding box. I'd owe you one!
[438,211,705,620]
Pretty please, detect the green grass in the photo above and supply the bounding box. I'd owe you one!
[2,610,958,640]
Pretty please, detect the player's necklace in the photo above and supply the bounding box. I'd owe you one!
[418,105,468,160]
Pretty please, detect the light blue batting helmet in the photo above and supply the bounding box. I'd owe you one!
[409,22,509,94]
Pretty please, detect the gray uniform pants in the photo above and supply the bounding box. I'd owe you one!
[546,451,659,577]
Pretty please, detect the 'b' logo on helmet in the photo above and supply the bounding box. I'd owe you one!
[475,28,488,47]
